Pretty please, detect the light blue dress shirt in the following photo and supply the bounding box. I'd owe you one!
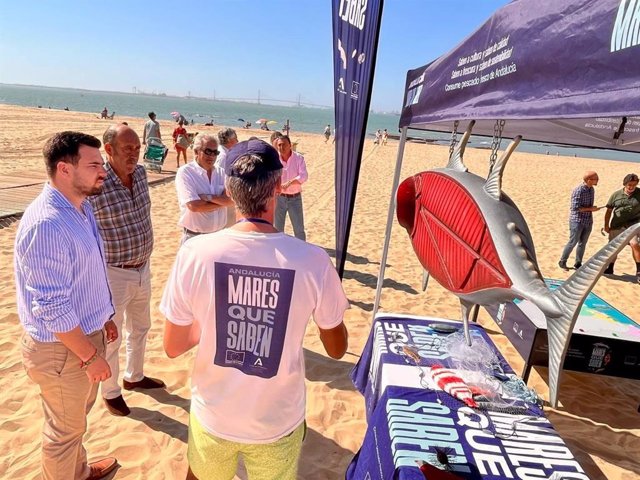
[15,184,114,342]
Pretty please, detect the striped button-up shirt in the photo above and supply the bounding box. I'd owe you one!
[15,184,114,342]
[569,183,595,226]
[89,162,153,266]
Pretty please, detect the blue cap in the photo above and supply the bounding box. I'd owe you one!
[224,139,282,179]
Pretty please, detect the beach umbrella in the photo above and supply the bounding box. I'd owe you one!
[237,118,246,122]
[266,120,278,125]
[256,118,268,124]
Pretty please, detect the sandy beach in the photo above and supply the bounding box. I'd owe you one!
[0,104,638,479]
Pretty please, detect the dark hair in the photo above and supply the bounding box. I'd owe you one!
[623,173,639,185]
[43,131,101,177]
[148,111,155,119]
[277,134,291,145]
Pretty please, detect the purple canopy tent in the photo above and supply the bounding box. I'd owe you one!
[399,0,640,151]
[373,0,640,404]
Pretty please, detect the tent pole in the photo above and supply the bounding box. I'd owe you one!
[373,127,409,319]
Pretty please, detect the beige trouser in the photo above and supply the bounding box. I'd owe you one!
[21,329,106,480]
[101,264,152,400]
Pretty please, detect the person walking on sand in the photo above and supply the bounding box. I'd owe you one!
[15,131,119,479]
[176,134,234,244]
[161,139,349,480]
[558,171,601,270]
[274,135,308,240]
[90,124,165,417]
[603,173,640,281]
[324,124,331,143]
[382,128,389,145]
[142,111,162,145]
[173,120,189,168]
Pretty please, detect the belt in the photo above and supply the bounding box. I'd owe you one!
[183,228,203,236]
[111,261,147,270]
[280,192,301,198]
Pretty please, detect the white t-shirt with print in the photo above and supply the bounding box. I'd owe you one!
[175,160,227,233]
[160,229,349,443]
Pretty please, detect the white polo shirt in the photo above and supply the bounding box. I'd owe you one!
[175,160,227,233]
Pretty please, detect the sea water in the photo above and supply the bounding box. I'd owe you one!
[1,83,637,163]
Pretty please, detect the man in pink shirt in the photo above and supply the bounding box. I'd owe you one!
[274,135,308,240]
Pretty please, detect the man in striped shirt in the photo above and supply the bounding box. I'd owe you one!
[558,171,602,270]
[15,131,118,479]
[90,124,165,417]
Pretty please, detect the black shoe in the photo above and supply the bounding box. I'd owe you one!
[558,261,569,270]
[104,395,130,416]
[123,376,166,390]
[573,262,582,269]
[604,264,614,275]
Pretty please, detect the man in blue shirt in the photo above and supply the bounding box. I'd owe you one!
[15,131,119,479]
[558,171,602,270]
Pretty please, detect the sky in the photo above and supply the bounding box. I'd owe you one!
[0,0,511,112]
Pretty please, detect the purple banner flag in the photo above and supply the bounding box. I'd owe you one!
[400,0,640,153]
[332,0,384,277]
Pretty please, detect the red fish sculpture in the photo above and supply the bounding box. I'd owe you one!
[396,121,640,407]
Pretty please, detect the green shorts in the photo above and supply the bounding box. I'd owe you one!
[187,411,305,480]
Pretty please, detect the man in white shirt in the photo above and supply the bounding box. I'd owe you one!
[215,127,239,169]
[142,112,161,145]
[274,135,308,240]
[175,134,234,244]
[217,128,240,227]
[161,139,348,480]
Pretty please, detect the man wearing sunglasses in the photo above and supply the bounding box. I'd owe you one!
[175,133,235,244]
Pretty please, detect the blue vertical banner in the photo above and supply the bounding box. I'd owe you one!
[332,0,384,277]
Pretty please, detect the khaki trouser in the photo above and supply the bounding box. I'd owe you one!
[22,329,106,480]
[101,263,152,400]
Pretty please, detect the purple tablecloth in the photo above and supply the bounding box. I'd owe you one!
[347,314,589,480]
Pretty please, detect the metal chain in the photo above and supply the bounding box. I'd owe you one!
[489,119,506,171]
[448,120,460,159]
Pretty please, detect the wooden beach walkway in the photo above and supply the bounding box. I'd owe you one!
[0,169,176,224]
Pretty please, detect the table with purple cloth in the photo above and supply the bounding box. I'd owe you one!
[346,313,588,480]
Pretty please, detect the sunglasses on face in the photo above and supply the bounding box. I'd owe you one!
[202,148,220,156]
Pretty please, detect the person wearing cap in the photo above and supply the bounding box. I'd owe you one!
[142,111,161,145]
[274,135,308,240]
[603,173,640,280]
[90,124,166,417]
[175,134,234,243]
[558,171,601,270]
[161,139,349,480]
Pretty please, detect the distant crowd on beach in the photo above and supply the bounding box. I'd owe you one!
[15,112,348,479]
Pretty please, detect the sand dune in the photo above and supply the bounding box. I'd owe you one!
[0,104,638,479]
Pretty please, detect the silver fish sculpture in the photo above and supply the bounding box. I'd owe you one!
[397,120,640,407]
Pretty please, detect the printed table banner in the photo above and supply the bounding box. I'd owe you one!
[346,386,589,480]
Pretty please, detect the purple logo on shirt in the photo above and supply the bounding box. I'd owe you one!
[214,262,295,378]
